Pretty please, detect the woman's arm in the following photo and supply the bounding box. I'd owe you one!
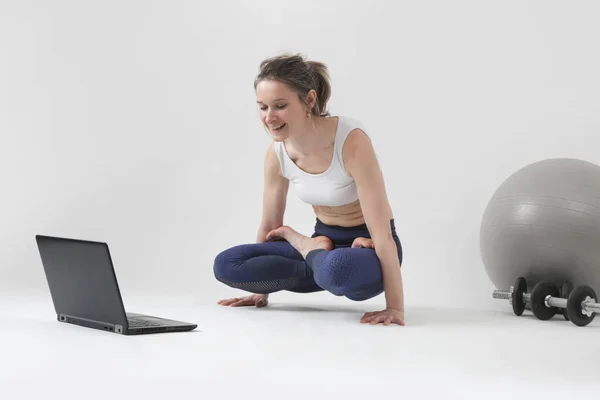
[258,142,290,242]
[343,129,405,314]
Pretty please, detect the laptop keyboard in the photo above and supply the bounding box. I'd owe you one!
[128,318,163,327]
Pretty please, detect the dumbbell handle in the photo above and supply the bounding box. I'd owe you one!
[494,289,600,314]
[545,296,600,313]
[493,289,530,303]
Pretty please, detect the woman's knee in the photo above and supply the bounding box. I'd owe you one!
[213,245,245,282]
[314,248,380,294]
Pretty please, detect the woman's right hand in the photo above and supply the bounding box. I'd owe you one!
[217,293,269,307]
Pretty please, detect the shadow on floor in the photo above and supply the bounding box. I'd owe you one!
[245,302,600,328]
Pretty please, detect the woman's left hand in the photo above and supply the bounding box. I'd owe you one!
[360,308,405,326]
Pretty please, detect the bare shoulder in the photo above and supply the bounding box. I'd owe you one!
[264,141,287,184]
[264,141,285,178]
[339,126,394,230]
[341,128,377,176]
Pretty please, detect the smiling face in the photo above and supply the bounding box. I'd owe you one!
[255,79,316,141]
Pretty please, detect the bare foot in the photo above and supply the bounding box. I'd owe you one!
[218,293,269,307]
[266,225,333,259]
[351,237,375,249]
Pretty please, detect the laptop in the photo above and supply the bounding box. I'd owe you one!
[35,235,198,335]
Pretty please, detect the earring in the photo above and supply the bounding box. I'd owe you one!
[306,110,311,118]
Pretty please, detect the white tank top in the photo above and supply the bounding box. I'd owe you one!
[273,116,368,207]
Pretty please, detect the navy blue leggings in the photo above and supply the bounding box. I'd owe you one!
[213,218,403,301]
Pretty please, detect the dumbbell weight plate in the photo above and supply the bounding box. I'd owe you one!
[561,282,574,321]
[530,281,560,320]
[512,277,527,316]
[567,286,597,327]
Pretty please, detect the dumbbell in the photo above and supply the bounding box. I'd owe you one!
[493,277,571,318]
[527,280,574,321]
[529,281,599,327]
[493,277,529,316]
[560,282,574,321]
[494,278,600,326]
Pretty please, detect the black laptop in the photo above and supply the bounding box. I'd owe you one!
[35,235,197,335]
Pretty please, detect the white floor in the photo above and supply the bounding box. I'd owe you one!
[2,291,600,399]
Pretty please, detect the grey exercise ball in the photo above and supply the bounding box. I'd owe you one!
[480,158,600,292]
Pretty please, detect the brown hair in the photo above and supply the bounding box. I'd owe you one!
[254,53,331,118]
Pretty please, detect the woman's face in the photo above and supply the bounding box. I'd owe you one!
[256,79,313,141]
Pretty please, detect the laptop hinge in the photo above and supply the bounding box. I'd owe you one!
[58,313,124,334]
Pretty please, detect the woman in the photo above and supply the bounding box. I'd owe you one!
[213,53,405,326]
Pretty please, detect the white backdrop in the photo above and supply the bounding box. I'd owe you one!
[2,0,600,310]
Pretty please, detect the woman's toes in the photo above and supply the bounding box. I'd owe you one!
[352,237,374,248]
[266,227,284,241]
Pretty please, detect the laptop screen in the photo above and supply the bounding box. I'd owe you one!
[36,235,128,326]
